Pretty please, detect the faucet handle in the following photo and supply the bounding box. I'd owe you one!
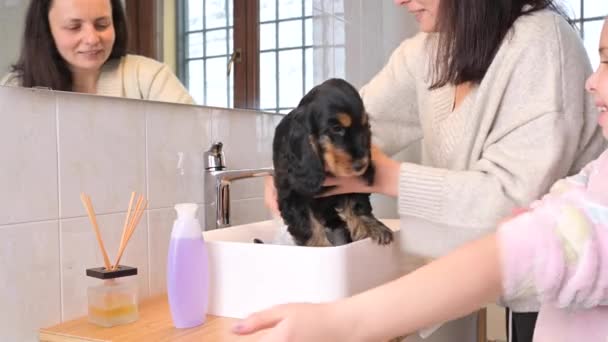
[204,142,226,170]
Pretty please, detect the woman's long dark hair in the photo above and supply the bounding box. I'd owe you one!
[11,0,128,91]
[430,0,568,89]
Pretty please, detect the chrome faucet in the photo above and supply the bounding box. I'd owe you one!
[203,142,273,229]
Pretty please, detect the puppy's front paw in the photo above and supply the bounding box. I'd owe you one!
[347,215,393,245]
[363,217,393,245]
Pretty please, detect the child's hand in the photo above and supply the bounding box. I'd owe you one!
[232,302,353,341]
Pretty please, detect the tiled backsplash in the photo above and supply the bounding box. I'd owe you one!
[0,86,280,341]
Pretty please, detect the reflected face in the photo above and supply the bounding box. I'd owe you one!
[48,0,115,74]
[585,19,608,139]
[393,0,440,32]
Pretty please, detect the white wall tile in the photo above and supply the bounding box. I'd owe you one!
[0,221,60,342]
[60,212,149,321]
[229,198,273,226]
[0,87,58,225]
[147,208,173,296]
[146,102,212,209]
[57,93,146,218]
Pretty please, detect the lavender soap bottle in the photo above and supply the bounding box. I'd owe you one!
[167,203,209,328]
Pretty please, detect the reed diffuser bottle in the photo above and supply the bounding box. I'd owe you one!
[167,203,209,328]
[86,266,139,327]
[80,192,147,328]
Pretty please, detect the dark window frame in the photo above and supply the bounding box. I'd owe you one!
[125,0,158,59]
[176,0,259,109]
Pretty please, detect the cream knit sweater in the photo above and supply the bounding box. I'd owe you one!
[1,54,195,105]
[361,9,606,274]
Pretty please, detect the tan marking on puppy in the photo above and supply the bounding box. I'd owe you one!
[336,198,394,245]
[336,112,352,127]
[305,212,332,247]
[336,198,368,241]
[319,136,355,177]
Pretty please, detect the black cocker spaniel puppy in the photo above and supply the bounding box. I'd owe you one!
[273,78,393,247]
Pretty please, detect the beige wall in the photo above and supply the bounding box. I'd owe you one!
[162,0,178,72]
[0,0,28,75]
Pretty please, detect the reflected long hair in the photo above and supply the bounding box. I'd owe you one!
[430,0,569,89]
[10,0,128,91]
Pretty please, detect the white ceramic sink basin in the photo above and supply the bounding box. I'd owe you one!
[202,219,403,318]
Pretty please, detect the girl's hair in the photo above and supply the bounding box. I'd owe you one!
[430,0,568,89]
[11,0,128,91]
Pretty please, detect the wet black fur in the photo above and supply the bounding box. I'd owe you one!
[272,78,392,246]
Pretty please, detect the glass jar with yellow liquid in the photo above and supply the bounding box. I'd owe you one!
[86,265,139,327]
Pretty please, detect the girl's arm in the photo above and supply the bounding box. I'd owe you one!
[343,234,502,341]
[234,234,503,341]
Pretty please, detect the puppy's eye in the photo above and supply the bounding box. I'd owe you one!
[330,125,345,136]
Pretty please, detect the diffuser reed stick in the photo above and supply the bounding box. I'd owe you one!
[80,192,147,271]
[113,195,147,270]
[80,193,112,270]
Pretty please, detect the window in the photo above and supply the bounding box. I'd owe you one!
[565,0,608,69]
[177,0,345,112]
[178,0,235,108]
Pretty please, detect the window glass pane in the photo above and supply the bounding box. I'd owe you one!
[188,0,203,30]
[305,0,312,16]
[228,0,233,26]
[188,60,205,104]
[206,29,228,56]
[279,20,303,48]
[279,49,303,108]
[229,28,234,52]
[279,0,302,19]
[206,0,227,29]
[260,0,276,22]
[584,0,608,18]
[206,57,229,107]
[188,32,204,58]
[584,20,603,70]
[305,47,313,92]
[260,23,277,51]
[260,52,277,110]
[334,19,345,45]
[331,0,344,12]
[305,18,312,46]
[334,46,345,79]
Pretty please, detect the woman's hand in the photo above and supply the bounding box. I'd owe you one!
[321,145,401,197]
[232,302,355,342]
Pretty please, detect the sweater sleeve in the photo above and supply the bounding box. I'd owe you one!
[123,55,196,105]
[498,153,608,309]
[146,63,196,105]
[0,72,21,87]
[360,34,424,156]
[396,15,603,229]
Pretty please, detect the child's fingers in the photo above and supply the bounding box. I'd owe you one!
[232,308,283,335]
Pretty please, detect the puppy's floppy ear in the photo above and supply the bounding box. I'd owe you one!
[286,114,325,195]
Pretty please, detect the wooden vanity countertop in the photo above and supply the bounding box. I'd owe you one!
[39,295,263,341]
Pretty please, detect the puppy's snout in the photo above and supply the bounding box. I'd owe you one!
[352,159,368,172]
